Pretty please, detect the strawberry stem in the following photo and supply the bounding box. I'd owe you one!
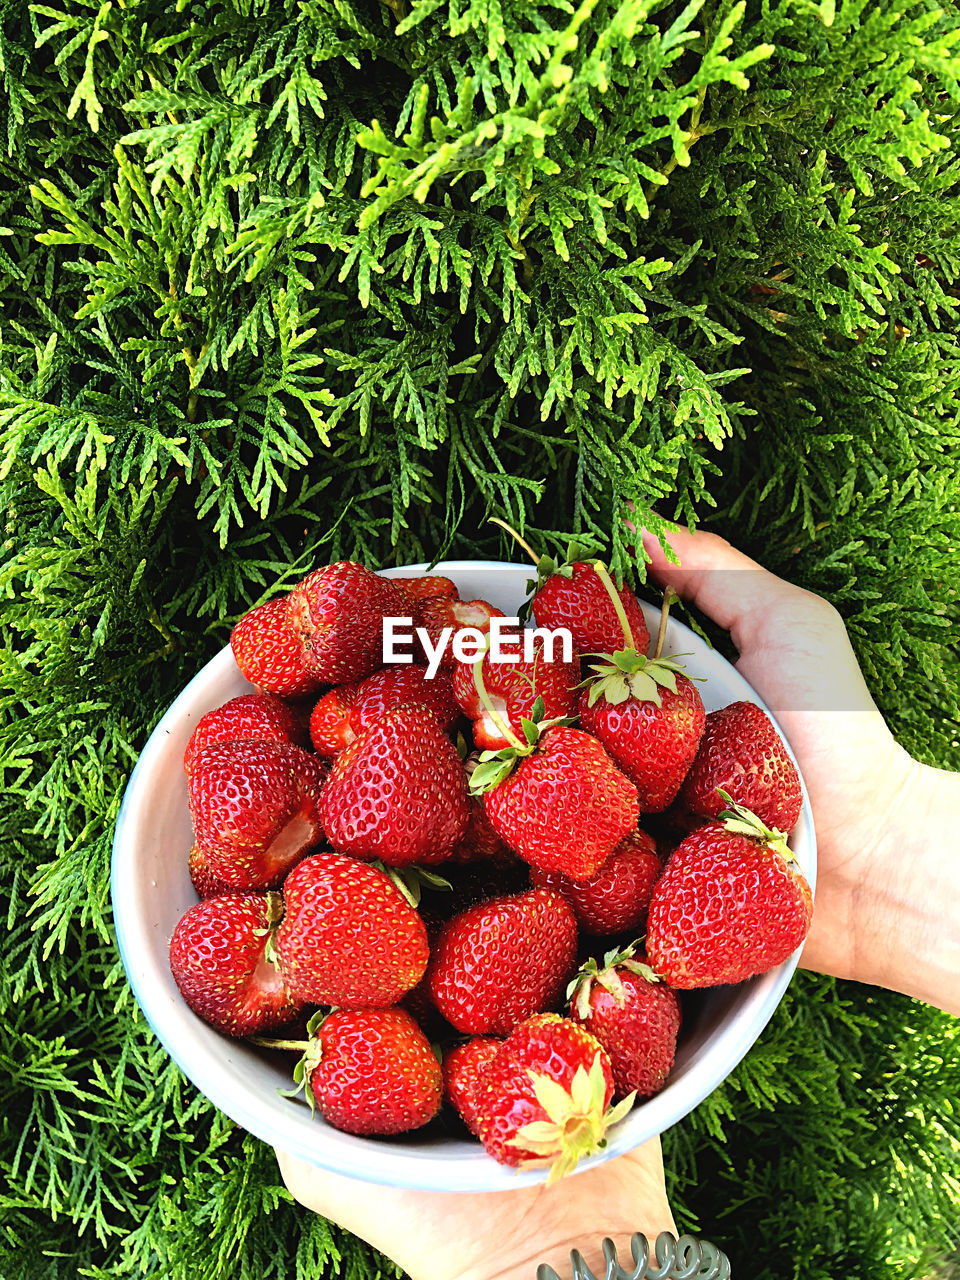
[471,650,525,751]
[488,516,540,567]
[652,588,678,662]
[589,560,637,652]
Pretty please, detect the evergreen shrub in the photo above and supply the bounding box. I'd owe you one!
[1,0,958,1276]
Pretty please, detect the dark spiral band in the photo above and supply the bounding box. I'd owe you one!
[535,1230,731,1280]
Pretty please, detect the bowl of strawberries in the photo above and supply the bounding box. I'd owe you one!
[112,551,816,1191]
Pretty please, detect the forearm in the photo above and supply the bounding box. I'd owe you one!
[850,758,960,1017]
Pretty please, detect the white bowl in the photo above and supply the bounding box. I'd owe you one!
[111,560,816,1191]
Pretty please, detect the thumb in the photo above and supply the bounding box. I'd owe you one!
[640,527,813,653]
[640,526,878,718]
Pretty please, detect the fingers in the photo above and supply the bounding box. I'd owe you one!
[640,525,880,718]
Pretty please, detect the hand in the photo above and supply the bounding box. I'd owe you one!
[642,525,960,1015]
[276,1137,676,1280]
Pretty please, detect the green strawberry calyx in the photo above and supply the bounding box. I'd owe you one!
[373,860,452,907]
[509,1053,637,1184]
[467,680,572,794]
[580,648,692,709]
[252,1009,332,1115]
[716,790,794,861]
[580,577,699,707]
[252,891,286,965]
[567,943,664,1021]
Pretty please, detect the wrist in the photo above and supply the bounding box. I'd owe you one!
[809,745,960,1016]
[861,759,960,1015]
[450,1206,679,1280]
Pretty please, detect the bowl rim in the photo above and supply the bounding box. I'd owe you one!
[111,559,817,1191]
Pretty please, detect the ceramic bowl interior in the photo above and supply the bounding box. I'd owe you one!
[111,561,816,1191]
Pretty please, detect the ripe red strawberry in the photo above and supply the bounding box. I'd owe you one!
[287,561,410,684]
[354,665,460,733]
[300,1008,443,1135]
[530,828,661,936]
[443,1037,501,1136]
[415,597,505,671]
[578,654,705,813]
[169,893,301,1037]
[184,693,306,775]
[399,574,459,602]
[678,701,802,833]
[452,637,579,750]
[309,682,362,758]
[532,560,650,657]
[311,666,460,761]
[646,802,813,987]
[189,740,328,890]
[188,843,242,899]
[568,947,681,1099]
[231,598,322,697]
[427,889,578,1034]
[477,726,639,881]
[320,705,469,866]
[472,1013,633,1180]
[275,852,429,1006]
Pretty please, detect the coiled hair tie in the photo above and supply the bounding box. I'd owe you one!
[536,1230,731,1280]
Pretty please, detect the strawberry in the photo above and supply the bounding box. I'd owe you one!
[578,673,704,813]
[401,972,451,1037]
[415,597,505,671]
[308,682,362,758]
[320,704,469,867]
[427,889,578,1034]
[443,1037,501,1136]
[184,693,306,775]
[169,893,301,1037]
[354,665,461,733]
[287,560,410,684]
[311,666,460,760]
[399,574,459,602]
[475,725,639,881]
[678,700,803,833]
[568,946,681,1099]
[530,828,661,936]
[230,598,322,697]
[452,637,579,751]
[472,1013,634,1180]
[578,586,705,813]
[189,741,328,890]
[646,799,813,987]
[297,1008,443,1135]
[533,560,650,658]
[188,843,242,899]
[487,519,651,658]
[275,852,429,1006]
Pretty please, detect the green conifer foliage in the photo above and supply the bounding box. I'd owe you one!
[1,0,958,1276]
